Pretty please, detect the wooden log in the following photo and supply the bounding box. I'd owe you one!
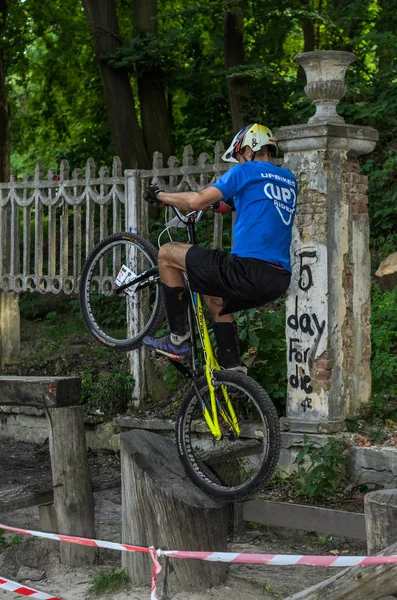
[48,406,97,566]
[0,376,81,407]
[0,464,120,512]
[375,252,397,292]
[283,540,397,600]
[121,430,228,594]
[365,489,397,555]
[0,484,53,511]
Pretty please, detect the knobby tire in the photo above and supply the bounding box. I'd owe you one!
[176,370,280,501]
[79,232,165,351]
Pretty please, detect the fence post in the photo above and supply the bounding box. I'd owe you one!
[0,181,20,369]
[124,169,149,406]
[0,292,20,368]
[276,50,378,433]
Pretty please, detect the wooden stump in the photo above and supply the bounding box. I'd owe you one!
[48,406,97,566]
[284,493,397,600]
[121,430,228,593]
[365,489,397,555]
[375,252,397,292]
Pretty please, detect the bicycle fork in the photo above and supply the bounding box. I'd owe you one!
[193,293,241,441]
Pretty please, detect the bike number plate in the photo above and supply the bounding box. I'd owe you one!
[115,265,137,296]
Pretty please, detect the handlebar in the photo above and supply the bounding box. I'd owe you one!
[170,205,205,225]
[167,202,225,224]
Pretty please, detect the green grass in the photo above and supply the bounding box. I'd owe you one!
[10,295,134,416]
[90,569,130,595]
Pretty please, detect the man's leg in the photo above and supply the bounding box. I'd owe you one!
[204,296,243,370]
[143,242,192,358]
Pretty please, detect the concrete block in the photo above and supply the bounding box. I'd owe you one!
[348,446,397,487]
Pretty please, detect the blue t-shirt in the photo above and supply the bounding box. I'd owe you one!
[212,161,297,272]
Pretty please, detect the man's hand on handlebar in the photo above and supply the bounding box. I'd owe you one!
[143,185,164,205]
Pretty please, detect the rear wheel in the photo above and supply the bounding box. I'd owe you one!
[79,232,165,351]
[176,370,280,501]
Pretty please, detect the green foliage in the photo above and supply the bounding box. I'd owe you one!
[80,368,135,414]
[235,302,287,413]
[293,436,347,498]
[370,284,397,409]
[8,0,111,173]
[162,363,184,391]
[17,300,133,416]
[90,569,129,596]
[0,530,22,548]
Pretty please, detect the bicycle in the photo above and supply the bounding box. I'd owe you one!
[79,205,281,501]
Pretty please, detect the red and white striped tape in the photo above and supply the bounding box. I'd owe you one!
[0,523,150,554]
[0,524,160,599]
[161,550,397,567]
[0,576,61,599]
[3,521,397,598]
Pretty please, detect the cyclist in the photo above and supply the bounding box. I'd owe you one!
[142,123,297,371]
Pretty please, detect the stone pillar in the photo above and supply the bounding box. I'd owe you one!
[276,51,378,433]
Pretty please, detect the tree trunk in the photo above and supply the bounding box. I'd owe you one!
[121,430,228,595]
[377,0,397,72]
[0,0,10,181]
[82,0,150,169]
[132,0,173,161]
[224,4,247,132]
[365,490,397,555]
[298,0,316,83]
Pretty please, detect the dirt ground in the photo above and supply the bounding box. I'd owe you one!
[0,440,368,600]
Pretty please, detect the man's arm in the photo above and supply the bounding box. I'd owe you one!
[156,186,224,211]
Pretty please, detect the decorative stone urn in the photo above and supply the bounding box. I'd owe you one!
[295,50,356,124]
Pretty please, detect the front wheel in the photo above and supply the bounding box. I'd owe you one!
[176,371,280,501]
[79,232,165,351]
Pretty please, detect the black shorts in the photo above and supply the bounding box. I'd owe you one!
[185,246,291,315]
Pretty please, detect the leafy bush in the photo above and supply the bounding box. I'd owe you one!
[370,284,397,416]
[80,368,135,414]
[293,436,347,498]
[235,302,287,414]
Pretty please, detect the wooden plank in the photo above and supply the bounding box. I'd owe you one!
[0,376,81,407]
[283,540,397,600]
[244,500,366,540]
[0,485,54,511]
[0,470,121,512]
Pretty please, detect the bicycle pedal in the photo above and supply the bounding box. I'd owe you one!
[154,348,190,361]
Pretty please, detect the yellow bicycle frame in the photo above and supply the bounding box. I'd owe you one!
[194,293,241,441]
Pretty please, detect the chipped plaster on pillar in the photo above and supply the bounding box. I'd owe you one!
[351,203,372,413]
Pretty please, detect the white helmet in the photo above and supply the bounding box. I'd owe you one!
[222,123,278,163]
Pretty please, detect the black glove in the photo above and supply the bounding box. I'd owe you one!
[143,185,163,204]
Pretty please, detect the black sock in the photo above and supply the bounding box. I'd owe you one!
[161,283,189,336]
[213,322,241,368]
